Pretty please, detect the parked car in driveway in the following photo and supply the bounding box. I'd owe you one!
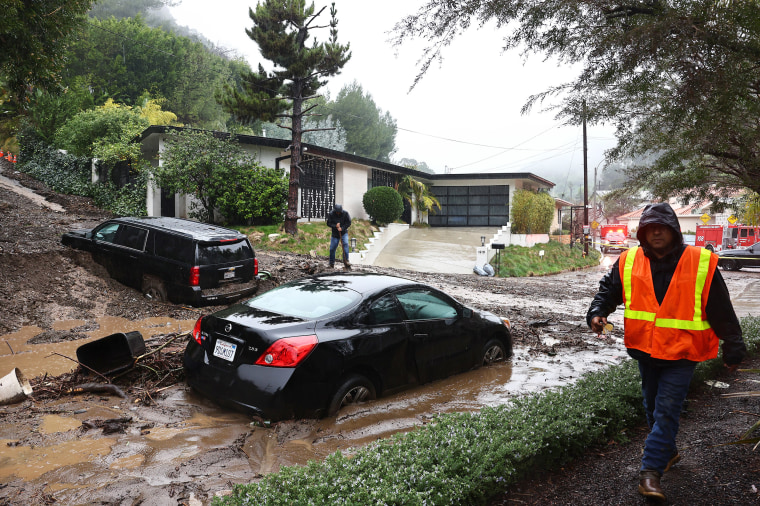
[717,243,760,271]
[183,272,513,420]
[62,217,258,306]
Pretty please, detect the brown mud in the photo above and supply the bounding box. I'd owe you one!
[0,162,758,505]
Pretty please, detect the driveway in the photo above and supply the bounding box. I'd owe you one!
[372,227,500,274]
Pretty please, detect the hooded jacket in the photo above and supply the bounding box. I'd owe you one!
[587,203,745,365]
[326,204,351,238]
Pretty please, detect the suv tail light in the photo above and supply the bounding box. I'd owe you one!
[254,335,317,367]
[192,317,204,345]
[254,258,259,276]
[189,266,200,286]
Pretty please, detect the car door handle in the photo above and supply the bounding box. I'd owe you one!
[413,333,428,342]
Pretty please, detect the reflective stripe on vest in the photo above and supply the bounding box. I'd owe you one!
[622,246,713,331]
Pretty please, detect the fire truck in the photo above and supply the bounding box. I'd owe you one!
[600,224,629,253]
[695,224,760,251]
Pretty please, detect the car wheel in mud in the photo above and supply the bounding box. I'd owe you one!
[327,374,376,416]
[482,338,507,366]
[142,275,167,302]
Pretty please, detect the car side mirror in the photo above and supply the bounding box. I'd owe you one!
[463,308,472,318]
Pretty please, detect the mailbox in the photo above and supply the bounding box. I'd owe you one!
[492,243,505,249]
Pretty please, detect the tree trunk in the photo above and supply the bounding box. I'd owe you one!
[284,81,304,236]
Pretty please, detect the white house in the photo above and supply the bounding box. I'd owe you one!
[138,126,557,229]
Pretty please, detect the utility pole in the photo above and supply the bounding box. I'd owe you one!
[583,100,589,256]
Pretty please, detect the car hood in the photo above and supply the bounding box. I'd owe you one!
[719,248,749,257]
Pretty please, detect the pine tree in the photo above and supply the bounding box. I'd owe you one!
[217,0,351,235]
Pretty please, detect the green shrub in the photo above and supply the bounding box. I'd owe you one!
[214,316,759,506]
[17,128,146,216]
[362,185,403,225]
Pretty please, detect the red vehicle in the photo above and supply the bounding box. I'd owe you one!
[695,224,760,251]
[726,225,760,249]
[695,225,725,252]
[600,224,628,253]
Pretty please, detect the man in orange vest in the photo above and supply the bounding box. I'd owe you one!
[587,203,745,502]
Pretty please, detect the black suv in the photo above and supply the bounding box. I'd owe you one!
[62,217,259,306]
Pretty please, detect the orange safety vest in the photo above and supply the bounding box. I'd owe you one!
[619,245,719,361]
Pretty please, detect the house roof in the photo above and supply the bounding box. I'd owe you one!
[138,126,555,188]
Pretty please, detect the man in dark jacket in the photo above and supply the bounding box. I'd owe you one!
[326,204,351,269]
[587,203,745,502]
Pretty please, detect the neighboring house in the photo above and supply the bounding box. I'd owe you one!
[617,197,736,234]
[138,126,556,227]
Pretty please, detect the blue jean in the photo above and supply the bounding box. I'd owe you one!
[638,359,696,474]
[329,233,349,264]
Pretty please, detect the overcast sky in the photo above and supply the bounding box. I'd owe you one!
[169,0,616,189]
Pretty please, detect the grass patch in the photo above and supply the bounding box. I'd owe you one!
[235,220,379,258]
[494,240,601,277]
[214,318,759,505]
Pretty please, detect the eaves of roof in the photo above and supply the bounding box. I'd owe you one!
[138,125,555,188]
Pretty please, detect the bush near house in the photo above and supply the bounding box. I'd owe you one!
[363,185,404,225]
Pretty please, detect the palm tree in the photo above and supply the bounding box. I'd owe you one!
[397,175,441,224]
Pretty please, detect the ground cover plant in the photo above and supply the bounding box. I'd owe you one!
[238,219,379,258]
[215,317,759,506]
[494,240,601,277]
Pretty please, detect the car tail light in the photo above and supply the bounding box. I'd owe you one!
[255,335,317,367]
[192,316,205,345]
[254,258,259,276]
[189,266,200,286]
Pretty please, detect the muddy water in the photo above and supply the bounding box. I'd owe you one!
[0,316,197,378]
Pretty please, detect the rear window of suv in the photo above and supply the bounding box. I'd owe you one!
[197,240,254,265]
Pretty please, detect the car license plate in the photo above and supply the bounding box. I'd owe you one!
[224,269,235,279]
[213,339,237,361]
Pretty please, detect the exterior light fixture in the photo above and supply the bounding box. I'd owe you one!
[350,237,357,252]
[481,236,486,247]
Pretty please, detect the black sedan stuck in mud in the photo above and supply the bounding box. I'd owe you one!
[183,272,513,420]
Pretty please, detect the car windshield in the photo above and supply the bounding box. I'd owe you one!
[244,283,362,319]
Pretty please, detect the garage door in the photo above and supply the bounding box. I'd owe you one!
[428,185,510,227]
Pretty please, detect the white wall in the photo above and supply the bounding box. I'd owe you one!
[336,161,370,220]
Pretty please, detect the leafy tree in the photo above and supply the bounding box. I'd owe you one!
[326,81,397,161]
[600,193,641,223]
[398,158,433,174]
[391,0,760,198]
[738,191,760,227]
[25,77,97,143]
[53,99,152,165]
[0,0,95,110]
[217,0,351,236]
[363,186,404,225]
[397,175,441,224]
[510,190,554,234]
[214,166,288,226]
[152,129,269,224]
[64,16,238,126]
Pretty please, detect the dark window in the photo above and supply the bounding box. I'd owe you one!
[93,223,120,243]
[367,295,403,324]
[114,225,147,251]
[198,240,254,264]
[153,232,193,263]
[397,290,458,320]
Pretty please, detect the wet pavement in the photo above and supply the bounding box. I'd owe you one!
[373,226,499,273]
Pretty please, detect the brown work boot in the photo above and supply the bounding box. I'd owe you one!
[638,470,666,502]
[343,261,352,271]
[664,449,681,472]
